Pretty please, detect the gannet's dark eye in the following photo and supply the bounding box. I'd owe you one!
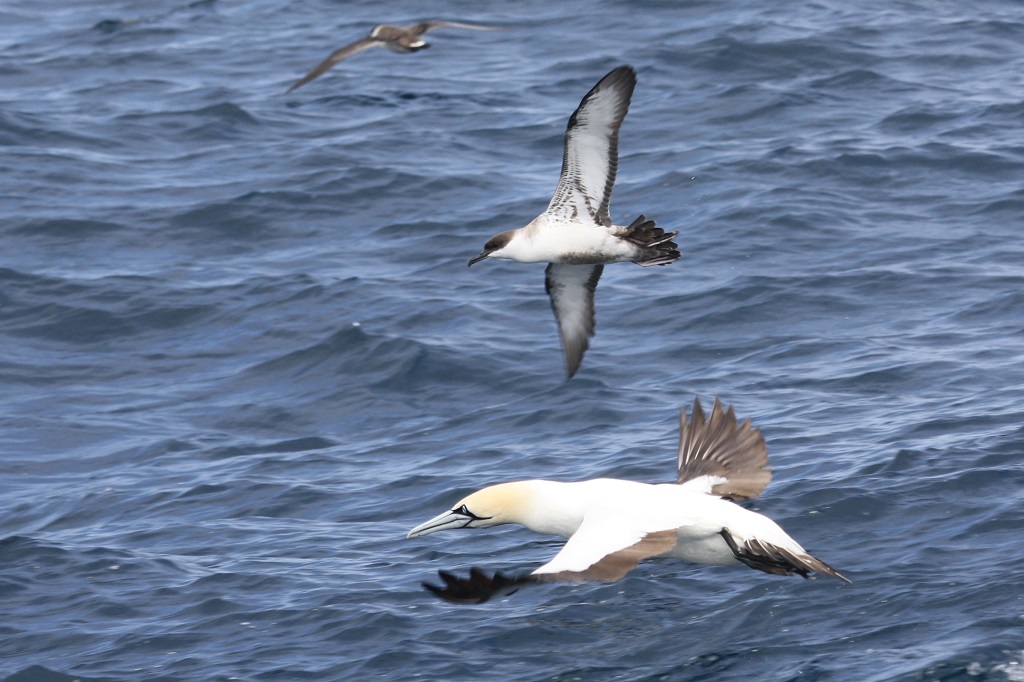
[455,504,483,520]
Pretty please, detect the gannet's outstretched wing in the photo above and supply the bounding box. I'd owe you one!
[422,514,678,604]
[677,397,771,501]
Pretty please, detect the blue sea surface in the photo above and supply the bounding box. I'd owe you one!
[2,0,1024,679]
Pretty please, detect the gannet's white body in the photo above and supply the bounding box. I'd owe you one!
[497,478,813,573]
[467,66,681,378]
[408,398,849,604]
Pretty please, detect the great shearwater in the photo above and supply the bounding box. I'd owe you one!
[468,66,681,378]
[286,21,500,93]
[408,398,850,604]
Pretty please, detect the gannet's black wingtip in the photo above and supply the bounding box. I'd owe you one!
[421,568,525,604]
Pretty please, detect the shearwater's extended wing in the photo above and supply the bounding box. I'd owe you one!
[546,66,636,226]
[287,37,382,92]
[545,263,603,378]
[412,20,502,35]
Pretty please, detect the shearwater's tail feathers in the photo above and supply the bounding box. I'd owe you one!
[624,215,681,266]
[677,397,771,501]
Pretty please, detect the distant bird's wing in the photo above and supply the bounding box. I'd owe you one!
[547,66,636,226]
[286,37,383,92]
[545,263,603,378]
[676,397,771,501]
[413,20,502,35]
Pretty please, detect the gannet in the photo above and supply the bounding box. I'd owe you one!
[467,66,681,378]
[286,21,501,93]
[408,398,849,604]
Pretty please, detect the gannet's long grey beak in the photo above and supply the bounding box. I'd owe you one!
[407,510,474,538]
[467,251,490,267]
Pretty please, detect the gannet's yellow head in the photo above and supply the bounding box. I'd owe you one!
[406,482,534,538]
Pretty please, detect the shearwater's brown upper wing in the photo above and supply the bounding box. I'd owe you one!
[286,37,383,92]
[411,20,502,35]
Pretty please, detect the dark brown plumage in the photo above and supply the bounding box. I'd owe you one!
[677,397,771,501]
[286,21,500,93]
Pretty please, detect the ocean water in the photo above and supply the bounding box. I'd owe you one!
[2,0,1024,679]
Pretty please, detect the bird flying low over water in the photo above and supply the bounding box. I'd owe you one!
[286,21,501,92]
[467,66,681,378]
[408,398,850,604]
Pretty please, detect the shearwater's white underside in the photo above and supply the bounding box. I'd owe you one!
[504,214,641,264]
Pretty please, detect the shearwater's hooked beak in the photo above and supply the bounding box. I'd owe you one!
[467,251,491,267]
[407,509,475,538]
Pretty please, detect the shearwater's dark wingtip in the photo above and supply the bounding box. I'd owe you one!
[285,77,310,94]
[563,346,586,380]
[603,64,637,87]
